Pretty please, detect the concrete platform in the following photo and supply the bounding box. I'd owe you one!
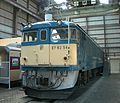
[0,74,120,103]
[55,74,120,103]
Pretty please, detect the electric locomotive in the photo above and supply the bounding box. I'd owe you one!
[21,21,103,99]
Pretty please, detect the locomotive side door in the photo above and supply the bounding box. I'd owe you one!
[37,29,50,65]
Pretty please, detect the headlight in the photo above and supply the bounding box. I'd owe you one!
[28,23,32,28]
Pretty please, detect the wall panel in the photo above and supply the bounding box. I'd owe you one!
[28,15,37,23]
[0,1,13,13]
[88,30,104,35]
[106,34,120,38]
[0,0,40,38]
[0,31,12,38]
[105,19,119,24]
[17,0,27,8]
[105,15,119,20]
[29,0,38,13]
[0,24,13,34]
[0,16,13,27]
[71,13,120,60]
[0,9,13,20]
[18,10,27,20]
[88,16,103,21]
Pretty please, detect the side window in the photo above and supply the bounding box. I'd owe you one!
[23,32,37,42]
[23,33,27,42]
[71,29,77,39]
[76,29,80,40]
[71,29,81,40]
[41,30,47,41]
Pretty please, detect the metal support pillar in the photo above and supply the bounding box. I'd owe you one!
[27,0,29,9]
[12,7,18,35]
[103,57,110,76]
[8,53,11,89]
[27,0,29,23]
[86,17,88,34]
[118,4,120,24]
[103,15,110,76]
[103,15,107,55]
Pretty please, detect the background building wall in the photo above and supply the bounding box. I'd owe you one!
[52,4,120,73]
[109,0,120,4]
[71,14,120,58]
[0,0,44,38]
[71,12,120,73]
[0,1,13,38]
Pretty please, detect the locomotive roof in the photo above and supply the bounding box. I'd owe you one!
[22,21,76,31]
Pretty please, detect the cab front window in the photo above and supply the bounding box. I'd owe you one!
[23,31,38,42]
[51,28,68,42]
[51,28,78,42]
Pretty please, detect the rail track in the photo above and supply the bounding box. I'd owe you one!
[0,77,100,103]
[0,87,56,103]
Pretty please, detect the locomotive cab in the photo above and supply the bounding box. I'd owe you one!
[21,21,79,67]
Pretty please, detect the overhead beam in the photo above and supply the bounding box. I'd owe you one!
[52,4,119,19]
[4,0,43,21]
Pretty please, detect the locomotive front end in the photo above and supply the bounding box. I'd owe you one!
[21,21,80,99]
[21,24,78,67]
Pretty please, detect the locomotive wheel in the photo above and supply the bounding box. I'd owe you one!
[80,71,87,86]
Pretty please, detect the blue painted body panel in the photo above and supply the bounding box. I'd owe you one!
[22,21,77,46]
[21,21,104,72]
[22,21,76,31]
[21,65,81,71]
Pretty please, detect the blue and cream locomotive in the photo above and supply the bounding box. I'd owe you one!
[21,21,104,99]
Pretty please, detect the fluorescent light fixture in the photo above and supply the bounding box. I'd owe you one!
[100,0,109,4]
[54,0,67,9]
[54,0,66,4]
[61,5,67,9]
